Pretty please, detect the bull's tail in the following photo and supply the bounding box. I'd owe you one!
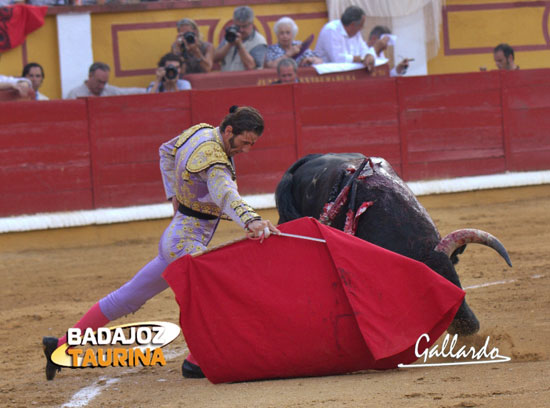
[275,154,322,224]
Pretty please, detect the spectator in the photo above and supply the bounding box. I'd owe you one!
[366,25,410,76]
[494,43,519,70]
[265,17,322,69]
[22,62,49,100]
[314,5,375,71]
[272,58,299,84]
[213,6,267,71]
[66,62,145,99]
[147,53,191,93]
[170,18,214,73]
[0,74,34,100]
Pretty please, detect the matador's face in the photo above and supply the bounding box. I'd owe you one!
[224,127,259,157]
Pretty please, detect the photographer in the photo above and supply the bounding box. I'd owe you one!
[213,6,267,71]
[170,18,214,74]
[147,53,191,94]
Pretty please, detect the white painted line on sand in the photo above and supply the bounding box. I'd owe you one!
[61,377,120,408]
[464,274,544,290]
[464,279,516,290]
[61,346,187,408]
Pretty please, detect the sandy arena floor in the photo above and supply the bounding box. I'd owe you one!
[1,185,549,408]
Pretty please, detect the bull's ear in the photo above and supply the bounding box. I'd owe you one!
[450,245,467,265]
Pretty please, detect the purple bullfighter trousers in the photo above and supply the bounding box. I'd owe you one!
[99,213,218,320]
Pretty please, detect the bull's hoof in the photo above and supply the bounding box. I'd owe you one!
[182,359,205,379]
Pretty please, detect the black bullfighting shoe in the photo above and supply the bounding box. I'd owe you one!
[181,359,205,379]
[42,336,61,381]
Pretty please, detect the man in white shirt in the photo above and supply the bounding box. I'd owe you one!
[66,62,145,99]
[314,6,375,71]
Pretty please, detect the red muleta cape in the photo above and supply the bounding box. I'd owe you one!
[163,217,464,383]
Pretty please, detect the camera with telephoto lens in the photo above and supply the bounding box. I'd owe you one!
[179,31,196,53]
[225,25,239,43]
[183,31,195,44]
[164,66,179,80]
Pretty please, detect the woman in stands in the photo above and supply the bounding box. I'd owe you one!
[171,18,214,74]
[265,17,323,69]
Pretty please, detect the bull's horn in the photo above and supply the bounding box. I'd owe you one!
[435,229,512,267]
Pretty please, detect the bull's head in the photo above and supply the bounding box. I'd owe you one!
[433,229,512,335]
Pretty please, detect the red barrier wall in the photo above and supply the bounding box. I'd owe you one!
[0,100,92,215]
[189,86,299,194]
[295,79,401,169]
[1,69,549,217]
[398,71,506,181]
[87,92,192,208]
[501,69,550,172]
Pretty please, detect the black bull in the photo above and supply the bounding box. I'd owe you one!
[275,153,512,335]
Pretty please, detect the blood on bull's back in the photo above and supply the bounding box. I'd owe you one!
[275,153,512,335]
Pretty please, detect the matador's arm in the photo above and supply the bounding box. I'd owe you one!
[158,136,180,200]
[205,165,261,228]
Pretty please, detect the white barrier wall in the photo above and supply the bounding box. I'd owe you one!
[57,13,94,98]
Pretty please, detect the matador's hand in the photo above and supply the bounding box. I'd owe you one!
[246,219,280,242]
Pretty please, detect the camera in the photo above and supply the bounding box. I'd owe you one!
[183,31,195,44]
[225,25,239,43]
[164,66,179,80]
[179,31,196,53]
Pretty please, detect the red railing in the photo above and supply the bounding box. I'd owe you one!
[1,68,549,217]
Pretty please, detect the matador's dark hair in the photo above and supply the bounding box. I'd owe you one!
[220,106,264,136]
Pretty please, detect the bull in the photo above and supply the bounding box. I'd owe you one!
[275,153,512,335]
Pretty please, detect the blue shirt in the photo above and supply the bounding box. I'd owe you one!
[147,79,191,93]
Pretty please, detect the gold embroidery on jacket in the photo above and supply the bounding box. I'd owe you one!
[175,127,234,221]
[230,200,261,225]
[186,141,235,178]
[172,123,214,154]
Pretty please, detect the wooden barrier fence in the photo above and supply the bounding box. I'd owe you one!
[1,69,549,217]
